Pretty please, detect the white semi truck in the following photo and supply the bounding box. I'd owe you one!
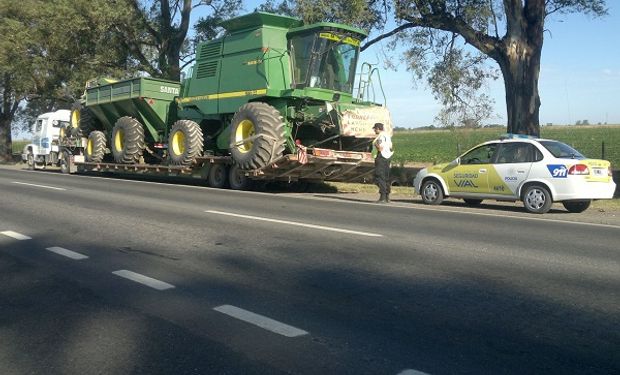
[21,110,71,170]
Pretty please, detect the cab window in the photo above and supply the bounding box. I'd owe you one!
[35,119,44,133]
[461,144,497,164]
[496,143,538,163]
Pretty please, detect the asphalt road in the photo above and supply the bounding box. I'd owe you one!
[0,167,618,375]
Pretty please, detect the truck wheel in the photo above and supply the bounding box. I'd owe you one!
[27,151,35,170]
[112,117,145,164]
[59,151,70,174]
[168,120,203,165]
[86,131,106,162]
[229,164,251,190]
[230,102,285,170]
[208,164,229,189]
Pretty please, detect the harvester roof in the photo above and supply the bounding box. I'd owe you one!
[219,11,302,31]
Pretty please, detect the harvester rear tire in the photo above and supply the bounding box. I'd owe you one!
[168,120,203,165]
[230,102,285,170]
[112,117,145,164]
[85,131,106,162]
[208,164,229,189]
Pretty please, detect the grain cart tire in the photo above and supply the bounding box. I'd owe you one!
[208,163,229,189]
[229,164,251,190]
[168,120,203,165]
[71,103,98,136]
[230,102,286,170]
[112,116,145,164]
[85,131,106,162]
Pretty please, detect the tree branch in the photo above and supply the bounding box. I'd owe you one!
[361,22,418,51]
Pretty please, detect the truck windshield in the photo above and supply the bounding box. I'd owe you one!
[290,31,360,94]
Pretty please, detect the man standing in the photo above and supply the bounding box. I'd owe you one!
[372,122,393,203]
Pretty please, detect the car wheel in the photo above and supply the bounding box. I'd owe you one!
[523,184,552,214]
[562,200,591,213]
[463,199,483,206]
[421,179,444,205]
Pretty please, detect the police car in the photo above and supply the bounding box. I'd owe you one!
[413,135,616,214]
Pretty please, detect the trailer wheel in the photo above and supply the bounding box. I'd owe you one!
[230,102,286,170]
[168,120,203,165]
[85,131,106,162]
[229,164,251,190]
[112,116,145,164]
[208,164,229,189]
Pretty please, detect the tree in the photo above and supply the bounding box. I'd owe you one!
[126,0,242,80]
[276,0,607,135]
[0,0,138,161]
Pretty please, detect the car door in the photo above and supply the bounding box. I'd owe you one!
[490,142,537,197]
[447,143,498,195]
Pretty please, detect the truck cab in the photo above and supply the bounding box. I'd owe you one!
[22,110,71,168]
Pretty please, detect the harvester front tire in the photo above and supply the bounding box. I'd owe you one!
[168,120,203,166]
[85,131,106,162]
[112,116,145,164]
[230,102,286,170]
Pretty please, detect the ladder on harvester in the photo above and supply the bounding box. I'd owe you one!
[355,62,387,106]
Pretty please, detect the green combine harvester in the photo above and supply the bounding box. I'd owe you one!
[63,12,393,189]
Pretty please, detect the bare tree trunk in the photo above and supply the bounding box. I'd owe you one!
[497,42,542,136]
[0,117,13,163]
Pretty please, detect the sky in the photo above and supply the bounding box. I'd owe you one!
[218,1,620,128]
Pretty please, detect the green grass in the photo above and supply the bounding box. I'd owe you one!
[11,140,29,154]
[392,125,620,167]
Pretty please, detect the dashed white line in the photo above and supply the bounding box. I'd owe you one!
[112,270,175,290]
[45,246,88,260]
[205,210,383,237]
[11,181,66,191]
[397,369,430,375]
[0,231,32,240]
[213,304,309,338]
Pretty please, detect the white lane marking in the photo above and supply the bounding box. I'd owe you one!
[112,270,175,290]
[397,370,430,375]
[206,210,383,237]
[45,246,88,260]
[213,305,308,338]
[11,181,66,191]
[0,231,32,240]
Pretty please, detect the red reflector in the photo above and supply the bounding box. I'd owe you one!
[312,148,333,157]
[568,164,589,175]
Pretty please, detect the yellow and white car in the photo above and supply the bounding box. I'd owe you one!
[413,135,616,214]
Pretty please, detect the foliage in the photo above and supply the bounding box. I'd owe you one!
[268,0,608,135]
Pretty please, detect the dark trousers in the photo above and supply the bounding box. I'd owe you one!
[374,155,391,197]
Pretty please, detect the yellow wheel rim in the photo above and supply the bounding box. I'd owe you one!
[71,110,80,128]
[87,138,93,156]
[114,129,124,152]
[235,119,255,153]
[171,130,185,155]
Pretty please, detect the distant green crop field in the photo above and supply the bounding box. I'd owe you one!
[392,125,620,168]
[11,140,29,154]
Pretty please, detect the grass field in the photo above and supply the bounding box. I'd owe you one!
[392,125,620,167]
[11,140,29,154]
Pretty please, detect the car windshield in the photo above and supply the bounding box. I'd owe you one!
[539,140,586,159]
[289,31,360,93]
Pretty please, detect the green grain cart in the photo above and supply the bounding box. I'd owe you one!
[63,12,393,189]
